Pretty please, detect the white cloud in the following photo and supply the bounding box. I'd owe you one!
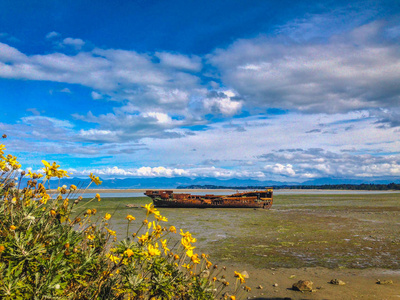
[265,163,296,176]
[66,165,267,179]
[91,91,102,99]
[45,31,60,39]
[26,108,40,116]
[0,42,203,117]
[70,166,190,177]
[156,52,202,72]
[274,7,377,42]
[136,166,189,177]
[60,88,71,93]
[142,112,172,124]
[72,109,187,142]
[0,42,26,62]
[76,129,126,143]
[209,21,400,114]
[204,97,242,116]
[21,116,74,129]
[203,90,242,115]
[2,17,400,182]
[62,37,85,49]
[5,109,400,181]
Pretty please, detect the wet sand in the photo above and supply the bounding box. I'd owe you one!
[83,192,400,299]
[223,265,400,299]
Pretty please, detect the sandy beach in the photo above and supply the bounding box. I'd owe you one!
[223,265,400,299]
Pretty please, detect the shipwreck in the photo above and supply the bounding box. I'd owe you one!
[144,189,273,209]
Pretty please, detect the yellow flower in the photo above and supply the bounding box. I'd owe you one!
[70,184,77,191]
[95,193,101,201]
[181,237,196,251]
[50,209,57,216]
[169,226,177,233]
[126,215,135,222]
[26,170,33,178]
[104,213,111,220]
[186,249,194,258]
[124,249,134,257]
[41,160,50,168]
[107,254,120,263]
[141,203,160,217]
[234,271,246,284]
[6,155,21,170]
[191,253,201,264]
[37,183,46,193]
[9,225,17,231]
[147,243,161,256]
[0,245,5,253]
[92,208,97,215]
[40,193,50,204]
[138,232,149,244]
[105,228,116,236]
[160,239,170,254]
[89,173,102,185]
[180,230,196,243]
[230,296,236,300]
[86,209,92,215]
[87,234,95,240]
[0,144,5,155]
[206,260,212,268]
[42,160,69,179]
[155,214,168,222]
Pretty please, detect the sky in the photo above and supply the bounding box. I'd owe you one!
[1,0,400,182]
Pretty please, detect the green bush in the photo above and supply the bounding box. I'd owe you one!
[0,137,248,299]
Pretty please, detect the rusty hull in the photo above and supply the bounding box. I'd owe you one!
[144,189,273,209]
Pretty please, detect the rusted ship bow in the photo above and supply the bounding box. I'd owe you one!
[144,189,273,209]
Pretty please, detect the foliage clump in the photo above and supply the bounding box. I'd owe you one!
[0,136,248,299]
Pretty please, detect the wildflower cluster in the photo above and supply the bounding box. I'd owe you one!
[0,136,249,299]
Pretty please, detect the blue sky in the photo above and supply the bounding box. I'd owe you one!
[1,0,400,182]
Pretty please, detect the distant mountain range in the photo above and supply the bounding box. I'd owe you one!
[21,176,400,189]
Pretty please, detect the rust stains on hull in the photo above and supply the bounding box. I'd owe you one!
[144,189,273,209]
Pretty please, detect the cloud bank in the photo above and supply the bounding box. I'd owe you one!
[1,13,400,181]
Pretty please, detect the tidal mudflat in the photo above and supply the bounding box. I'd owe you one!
[83,192,400,299]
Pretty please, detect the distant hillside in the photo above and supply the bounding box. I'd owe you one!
[178,183,400,191]
[20,176,400,190]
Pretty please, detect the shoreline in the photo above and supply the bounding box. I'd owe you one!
[222,265,400,299]
[83,188,400,194]
[85,188,239,193]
